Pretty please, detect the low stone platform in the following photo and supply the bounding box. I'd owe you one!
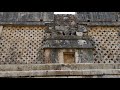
[0,69,120,78]
[0,63,119,71]
[0,64,119,78]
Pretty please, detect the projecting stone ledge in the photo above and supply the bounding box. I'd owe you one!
[44,40,94,49]
[0,69,120,78]
[0,63,120,71]
[0,21,48,26]
[78,21,120,26]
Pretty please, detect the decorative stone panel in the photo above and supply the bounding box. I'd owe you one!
[0,26,47,64]
[88,26,120,63]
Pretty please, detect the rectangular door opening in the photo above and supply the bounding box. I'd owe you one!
[63,52,75,63]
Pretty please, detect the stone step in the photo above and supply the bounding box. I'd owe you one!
[0,69,120,78]
[0,63,120,71]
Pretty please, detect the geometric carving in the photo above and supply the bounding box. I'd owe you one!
[44,14,94,64]
[88,26,120,63]
[0,26,46,64]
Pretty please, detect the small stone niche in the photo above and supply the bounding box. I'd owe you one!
[63,52,75,63]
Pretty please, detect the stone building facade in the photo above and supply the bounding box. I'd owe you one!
[0,12,120,77]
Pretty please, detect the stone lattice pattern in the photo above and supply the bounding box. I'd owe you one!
[0,26,120,64]
[88,26,120,63]
[0,26,47,64]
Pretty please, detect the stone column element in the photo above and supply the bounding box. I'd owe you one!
[0,26,3,37]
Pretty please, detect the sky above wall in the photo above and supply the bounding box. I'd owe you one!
[54,12,75,14]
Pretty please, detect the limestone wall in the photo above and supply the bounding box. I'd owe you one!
[0,13,120,65]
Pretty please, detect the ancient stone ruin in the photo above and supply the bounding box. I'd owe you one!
[0,12,120,78]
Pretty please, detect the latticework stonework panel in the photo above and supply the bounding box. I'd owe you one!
[88,26,120,63]
[0,26,47,64]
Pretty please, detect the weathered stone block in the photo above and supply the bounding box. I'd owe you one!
[0,26,3,36]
